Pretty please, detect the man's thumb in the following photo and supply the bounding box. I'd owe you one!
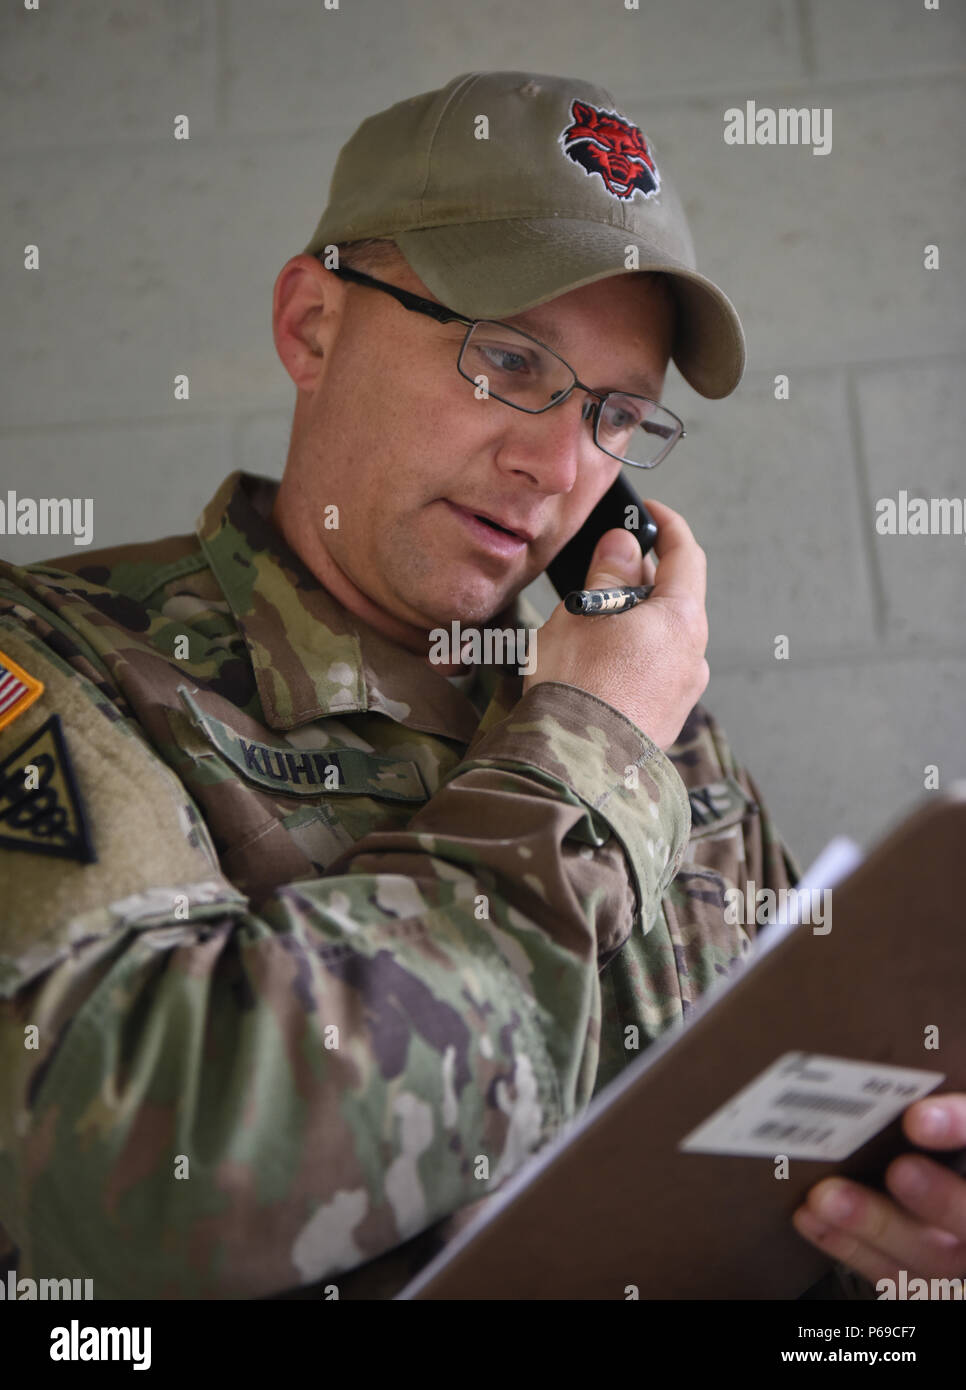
[585,528,642,588]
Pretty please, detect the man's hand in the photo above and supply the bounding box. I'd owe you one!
[792,1095,966,1288]
[523,497,709,750]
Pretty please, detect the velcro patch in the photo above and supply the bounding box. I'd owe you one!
[0,713,96,863]
[686,775,755,838]
[0,648,44,732]
[178,686,427,802]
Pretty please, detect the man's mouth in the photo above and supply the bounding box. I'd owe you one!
[442,501,531,556]
[476,515,518,536]
[447,502,536,541]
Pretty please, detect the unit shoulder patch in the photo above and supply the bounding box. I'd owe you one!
[0,713,96,863]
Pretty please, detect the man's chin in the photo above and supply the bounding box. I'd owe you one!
[414,578,523,629]
[422,600,509,629]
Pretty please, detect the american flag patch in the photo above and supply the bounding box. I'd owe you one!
[0,648,44,731]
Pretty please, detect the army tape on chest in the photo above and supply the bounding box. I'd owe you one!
[177,686,427,802]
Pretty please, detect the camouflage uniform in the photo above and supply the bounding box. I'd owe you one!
[0,470,799,1299]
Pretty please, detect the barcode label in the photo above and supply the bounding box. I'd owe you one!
[679,1053,944,1161]
[773,1090,874,1118]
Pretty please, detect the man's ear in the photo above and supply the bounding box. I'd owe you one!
[272,254,347,390]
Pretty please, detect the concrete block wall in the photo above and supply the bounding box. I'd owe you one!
[1,0,963,866]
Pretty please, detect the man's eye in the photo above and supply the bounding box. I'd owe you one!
[477,345,532,374]
[604,406,641,431]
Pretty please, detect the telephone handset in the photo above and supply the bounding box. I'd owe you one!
[545,473,658,602]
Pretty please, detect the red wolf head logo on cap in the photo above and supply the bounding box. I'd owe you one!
[559,99,660,201]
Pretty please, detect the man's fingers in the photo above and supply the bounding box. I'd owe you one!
[885,1154,966,1243]
[795,1173,966,1280]
[639,497,706,605]
[903,1094,966,1150]
[792,1209,905,1289]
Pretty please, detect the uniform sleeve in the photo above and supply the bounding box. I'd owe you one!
[0,603,690,1298]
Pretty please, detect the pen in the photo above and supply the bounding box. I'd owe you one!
[564,584,654,615]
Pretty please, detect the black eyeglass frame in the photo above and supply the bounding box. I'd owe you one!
[319,259,686,469]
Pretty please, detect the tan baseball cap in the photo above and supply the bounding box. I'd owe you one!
[303,70,745,399]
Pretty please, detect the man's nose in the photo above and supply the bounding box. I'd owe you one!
[495,392,597,492]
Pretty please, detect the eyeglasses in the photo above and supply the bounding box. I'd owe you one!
[320,260,686,469]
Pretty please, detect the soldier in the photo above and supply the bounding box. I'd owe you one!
[1,71,963,1300]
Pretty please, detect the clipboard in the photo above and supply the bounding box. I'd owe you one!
[399,788,966,1300]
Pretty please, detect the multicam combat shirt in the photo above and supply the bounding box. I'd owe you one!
[0,471,798,1299]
